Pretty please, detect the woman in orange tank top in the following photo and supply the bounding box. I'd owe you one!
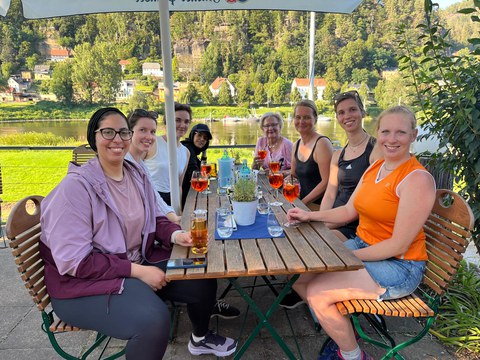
[287,106,436,360]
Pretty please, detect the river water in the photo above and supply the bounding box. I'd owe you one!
[0,117,377,147]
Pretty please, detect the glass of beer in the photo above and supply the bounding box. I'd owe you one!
[191,209,208,254]
[191,171,208,194]
[268,172,284,207]
[283,175,301,228]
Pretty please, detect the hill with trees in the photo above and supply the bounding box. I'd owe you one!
[0,0,475,108]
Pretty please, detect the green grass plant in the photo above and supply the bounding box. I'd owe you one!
[0,132,81,146]
[430,261,480,354]
[0,150,71,203]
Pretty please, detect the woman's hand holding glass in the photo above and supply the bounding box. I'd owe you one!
[287,207,310,223]
[173,231,192,247]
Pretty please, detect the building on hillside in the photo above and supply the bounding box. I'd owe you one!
[116,80,136,101]
[8,76,31,92]
[119,60,131,73]
[142,62,163,78]
[0,86,14,102]
[173,40,209,74]
[49,48,72,62]
[157,81,181,102]
[34,65,52,80]
[21,71,33,81]
[209,77,236,98]
[291,78,326,100]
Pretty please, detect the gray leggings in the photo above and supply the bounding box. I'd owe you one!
[51,268,217,360]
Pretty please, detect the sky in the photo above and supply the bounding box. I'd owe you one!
[435,0,463,8]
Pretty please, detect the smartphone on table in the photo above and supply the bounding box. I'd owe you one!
[166,257,207,269]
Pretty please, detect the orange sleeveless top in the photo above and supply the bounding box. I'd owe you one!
[354,157,429,261]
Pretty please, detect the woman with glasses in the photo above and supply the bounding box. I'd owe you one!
[320,91,381,241]
[39,107,237,359]
[144,103,191,206]
[287,106,436,360]
[126,109,181,224]
[252,112,293,172]
[291,100,334,210]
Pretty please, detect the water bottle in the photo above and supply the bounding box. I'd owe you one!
[239,159,251,181]
[218,150,234,188]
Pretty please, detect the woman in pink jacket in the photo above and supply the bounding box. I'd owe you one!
[40,107,236,359]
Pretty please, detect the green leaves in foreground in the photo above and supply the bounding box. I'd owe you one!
[430,261,480,353]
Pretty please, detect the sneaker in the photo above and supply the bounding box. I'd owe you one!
[279,291,305,309]
[188,330,237,357]
[211,299,240,319]
[317,348,373,360]
[318,338,339,359]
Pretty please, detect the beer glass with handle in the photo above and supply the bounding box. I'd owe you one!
[283,175,301,227]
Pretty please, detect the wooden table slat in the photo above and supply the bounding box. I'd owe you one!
[240,239,266,275]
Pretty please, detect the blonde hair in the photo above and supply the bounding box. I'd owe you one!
[376,105,417,131]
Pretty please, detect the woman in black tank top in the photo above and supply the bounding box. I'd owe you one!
[291,100,334,209]
[320,90,381,240]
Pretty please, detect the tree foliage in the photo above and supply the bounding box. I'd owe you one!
[398,0,480,252]
[50,61,73,104]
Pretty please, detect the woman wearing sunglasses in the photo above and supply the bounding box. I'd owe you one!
[320,91,382,241]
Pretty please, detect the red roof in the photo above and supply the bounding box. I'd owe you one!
[51,48,70,57]
[119,60,131,66]
[293,78,326,87]
[210,77,227,90]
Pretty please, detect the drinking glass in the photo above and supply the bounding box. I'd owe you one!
[191,171,208,194]
[268,172,284,207]
[191,209,208,254]
[216,208,233,239]
[257,149,268,174]
[269,159,280,174]
[283,175,301,228]
[267,211,283,237]
[257,196,270,215]
[201,160,212,194]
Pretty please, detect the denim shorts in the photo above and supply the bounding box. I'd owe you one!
[344,237,426,301]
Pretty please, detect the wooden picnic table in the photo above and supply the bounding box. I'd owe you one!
[166,174,363,359]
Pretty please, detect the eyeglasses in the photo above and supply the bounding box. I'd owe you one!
[95,128,133,140]
[132,109,158,120]
[262,123,279,129]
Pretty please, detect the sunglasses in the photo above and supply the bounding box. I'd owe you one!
[333,90,360,102]
[131,108,158,120]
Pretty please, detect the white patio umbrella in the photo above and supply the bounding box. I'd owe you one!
[0,0,362,213]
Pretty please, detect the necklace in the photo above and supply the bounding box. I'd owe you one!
[383,163,396,171]
[348,133,369,152]
[267,140,280,152]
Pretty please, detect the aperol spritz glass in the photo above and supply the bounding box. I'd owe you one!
[191,170,208,194]
[268,171,284,207]
[283,176,301,227]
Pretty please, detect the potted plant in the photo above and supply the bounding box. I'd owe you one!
[231,178,258,226]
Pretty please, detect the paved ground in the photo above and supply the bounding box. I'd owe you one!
[0,242,475,360]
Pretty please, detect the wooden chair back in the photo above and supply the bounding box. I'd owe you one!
[5,196,48,311]
[422,189,474,296]
[0,164,3,196]
[72,144,96,165]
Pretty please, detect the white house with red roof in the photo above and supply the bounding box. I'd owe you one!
[49,48,72,62]
[291,78,326,100]
[209,77,236,98]
[118,60,131,73]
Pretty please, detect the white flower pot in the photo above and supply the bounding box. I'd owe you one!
[231,199,258,226]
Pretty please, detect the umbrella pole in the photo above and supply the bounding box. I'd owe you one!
[159,0,181,214]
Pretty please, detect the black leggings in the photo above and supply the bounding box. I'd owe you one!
[51,263,217,360]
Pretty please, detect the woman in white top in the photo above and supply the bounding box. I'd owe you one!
[126,109,181,224]
[144,103,191,206]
